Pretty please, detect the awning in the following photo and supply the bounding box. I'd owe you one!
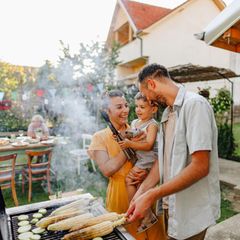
[195,0,240,53]
[117,64,239,85]
[168,64,239,83]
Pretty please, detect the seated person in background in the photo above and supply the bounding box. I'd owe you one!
[27,115,49,140]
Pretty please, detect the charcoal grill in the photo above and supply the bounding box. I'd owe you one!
[0,189,134,240]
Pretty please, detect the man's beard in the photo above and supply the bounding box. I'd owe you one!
[150,98,168,109]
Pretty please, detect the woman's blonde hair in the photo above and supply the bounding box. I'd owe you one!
[31,114,44,123]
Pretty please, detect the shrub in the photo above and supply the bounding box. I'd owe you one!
[0,107,28,132]
[218,124,236,158]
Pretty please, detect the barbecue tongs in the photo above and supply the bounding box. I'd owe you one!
[100,110,138,165]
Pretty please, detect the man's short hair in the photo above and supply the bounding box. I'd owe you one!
[101,89,124,110]
[138,63,170,83]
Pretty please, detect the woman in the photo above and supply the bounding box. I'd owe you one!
[27,114,49,139]
[88,90,166,240]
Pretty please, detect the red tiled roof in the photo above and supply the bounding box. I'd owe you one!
[122,0,172,30]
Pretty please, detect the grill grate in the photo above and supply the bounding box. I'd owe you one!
[10,207,127,240]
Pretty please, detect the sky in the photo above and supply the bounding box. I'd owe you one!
[0,0,234,67]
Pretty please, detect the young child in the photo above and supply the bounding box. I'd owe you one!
[118,92,159,233]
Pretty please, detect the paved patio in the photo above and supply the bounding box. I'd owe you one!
[205,158,240,240]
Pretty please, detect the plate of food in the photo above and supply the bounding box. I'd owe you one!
[16,136,30,141]
[29,138,40,144]
[0,138,10,146]
[11,141,29,147]
[41,140,54,145]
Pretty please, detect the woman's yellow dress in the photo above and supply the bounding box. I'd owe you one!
[88,127,167,240]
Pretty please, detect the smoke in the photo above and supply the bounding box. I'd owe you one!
[18,41,117,198]
[21,64,107,198]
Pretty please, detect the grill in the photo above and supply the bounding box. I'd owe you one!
[10,207,127,240]
[2,193,133,240]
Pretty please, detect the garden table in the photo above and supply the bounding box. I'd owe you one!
[0,141,55,183]
[0,142,54,154]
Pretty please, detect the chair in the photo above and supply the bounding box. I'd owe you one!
[22,148,52,202]
[70,134,96,175]
[0,154,19,206]
[81,134,96,173]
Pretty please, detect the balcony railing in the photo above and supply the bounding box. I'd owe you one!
[118,39,142,64]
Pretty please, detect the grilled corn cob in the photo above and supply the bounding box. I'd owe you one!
[70,212,125,232]
[37,210,85,228]
[50,198,94,216]
[47,213,93,231]
[63,217,126,240]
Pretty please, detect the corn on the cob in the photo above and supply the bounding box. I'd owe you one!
[63,217,126,240]
[50,198,94,216]
[47,213,93,231]
[36,210,85,228]
[70,212,125,232]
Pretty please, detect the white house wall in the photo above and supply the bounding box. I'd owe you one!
[117,0,240,72]
[181,77,240,105]
[114,0,240,104]
[118,39,142,64]
[142,0,237,71]
[114,6,129,31]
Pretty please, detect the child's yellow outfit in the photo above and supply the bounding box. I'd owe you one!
[88,127,167,240]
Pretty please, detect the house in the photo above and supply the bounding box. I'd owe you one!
[106,0,240,104]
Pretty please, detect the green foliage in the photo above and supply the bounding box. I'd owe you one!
[218,124,236,158]
[205,87,237,159]
[233,123,240,157]
[218,197,237,223]
[210,88,231,115]
[0,61,37,98]
[36,60,57,88]
[58,40,120,87]
[0,107,28,132]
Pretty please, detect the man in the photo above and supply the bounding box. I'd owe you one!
[127,63,220,240]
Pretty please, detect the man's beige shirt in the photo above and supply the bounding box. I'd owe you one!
[157,86,220,240]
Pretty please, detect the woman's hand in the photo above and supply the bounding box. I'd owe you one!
[127,167,148,185]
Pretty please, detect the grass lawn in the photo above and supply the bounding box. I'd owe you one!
[233,122,240,156]
[217,196,238,223]
[2,182,49,208]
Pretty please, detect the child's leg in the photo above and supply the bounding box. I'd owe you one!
[137,208,158,233]
[125,172,137,204]
[125,166,148,203]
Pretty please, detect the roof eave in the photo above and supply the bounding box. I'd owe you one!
[198,0,240,45]
[118,0,138,32]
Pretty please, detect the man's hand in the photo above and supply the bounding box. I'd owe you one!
[127,167,148,185]
[127,189,156,222]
